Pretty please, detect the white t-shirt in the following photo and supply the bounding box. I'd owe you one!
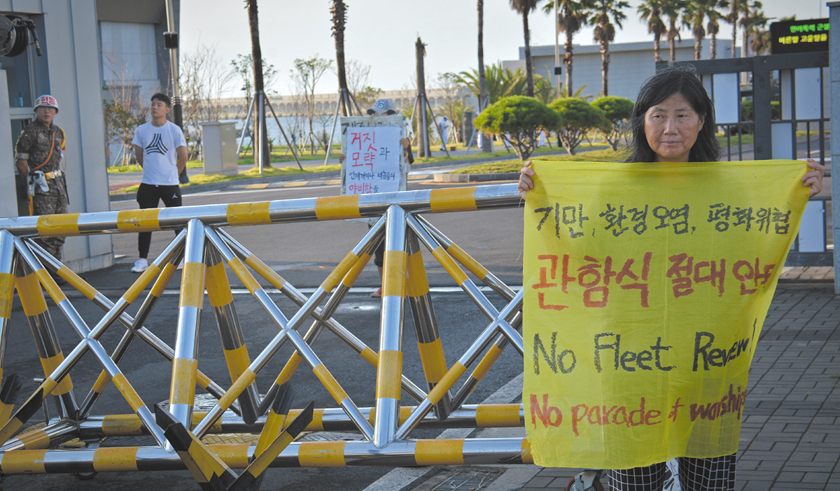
[132,121,187,186]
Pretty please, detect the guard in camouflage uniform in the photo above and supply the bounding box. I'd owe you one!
[15,94,68,261]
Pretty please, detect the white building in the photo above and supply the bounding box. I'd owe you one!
[505,39,738,101]
[0,0,176,272]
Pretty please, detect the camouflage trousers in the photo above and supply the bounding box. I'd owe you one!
[32,186,68,261]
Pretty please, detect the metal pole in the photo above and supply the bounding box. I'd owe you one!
[425,97,451,158]
[373,205,408,448]
[168,219,206,436]
[323,90,343,165]
[205,247,260,424]
[265,96,303,171]
[831,1,840,294]
[257,92,266,175]
[405,233,451,419]
[554,0,561,97]
[164,0,188,184]
[236,97,256,158]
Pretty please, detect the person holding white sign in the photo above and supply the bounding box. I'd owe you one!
[339,98,414,297]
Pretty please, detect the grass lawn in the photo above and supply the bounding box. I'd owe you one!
[114,164,341,194]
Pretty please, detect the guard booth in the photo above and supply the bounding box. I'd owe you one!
[658,47,831,268]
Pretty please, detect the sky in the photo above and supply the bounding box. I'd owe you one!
[181,0,826,98]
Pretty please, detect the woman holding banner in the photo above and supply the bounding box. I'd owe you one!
[517,66,824,491]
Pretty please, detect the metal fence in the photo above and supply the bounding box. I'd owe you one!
[0,185,529,487]
[657,52,832,266]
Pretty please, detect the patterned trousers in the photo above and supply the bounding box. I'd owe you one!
[32,188,68,261]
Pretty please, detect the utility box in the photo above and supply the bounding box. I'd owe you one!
[201,121,238,175]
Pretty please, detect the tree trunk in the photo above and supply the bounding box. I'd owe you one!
[332,0,350,116]
[669,21,677,61]
[416,37,430,158]
[695,35,702,60]
[601,36,609,96]
[478,0,492,153]
[710,33,717,59]
[565,30,574,97]
[653,32,661,62]
[742,14,750,58]
[523,10,534,97]
[247,0,270,168]
[732,22,737,57]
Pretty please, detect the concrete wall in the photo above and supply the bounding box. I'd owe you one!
[1,0,113,272]
[507,39,737,101]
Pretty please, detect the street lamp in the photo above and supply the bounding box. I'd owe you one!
[164,0,188,184]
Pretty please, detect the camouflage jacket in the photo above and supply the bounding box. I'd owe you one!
[15,120,66,196]
[15,120,64,174]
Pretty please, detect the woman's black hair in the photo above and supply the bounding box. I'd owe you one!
[627,65,720,163]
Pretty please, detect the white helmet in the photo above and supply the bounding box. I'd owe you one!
[34,94,59,113]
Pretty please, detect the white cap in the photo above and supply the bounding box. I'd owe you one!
[367,99,398,115]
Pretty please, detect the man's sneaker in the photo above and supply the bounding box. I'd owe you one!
[370,287,382,298]
[131,258,148,273]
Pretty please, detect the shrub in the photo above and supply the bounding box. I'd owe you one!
[550,98,611,155]
[474,96,560,161]
[591,96,634,151]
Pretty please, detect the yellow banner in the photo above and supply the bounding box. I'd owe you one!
[523,160,808,469]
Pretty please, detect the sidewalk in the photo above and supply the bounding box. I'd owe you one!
[514,282,840,491]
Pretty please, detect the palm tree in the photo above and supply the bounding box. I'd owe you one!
[739,0,763,57]
[590,0,629,96]
[706,1,724,59]
[638,0,668,62]
[682,0,721,60]
[747,9,771,55]
[661,0,684,62]
[724,0,740,57]
[543,0,592,96]
[246,0,270,168]
[331,0,351,116]
[509,0,540,97]
[456,63,526,105]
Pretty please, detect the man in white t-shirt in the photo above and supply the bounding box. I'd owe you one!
[130,93,188,273]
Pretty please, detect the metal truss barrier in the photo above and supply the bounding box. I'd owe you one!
[0,184,530,489]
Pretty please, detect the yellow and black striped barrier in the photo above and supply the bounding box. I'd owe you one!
[0,184,527,488]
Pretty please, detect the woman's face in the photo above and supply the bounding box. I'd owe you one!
[643,93,704,163]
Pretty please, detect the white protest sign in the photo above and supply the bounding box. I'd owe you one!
[340,115,408,195]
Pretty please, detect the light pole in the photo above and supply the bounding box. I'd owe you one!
[554,0,561,98]
[164,0,188,183]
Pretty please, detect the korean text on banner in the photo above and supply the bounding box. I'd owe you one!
[523,160,808,469]
[340,115,406,195]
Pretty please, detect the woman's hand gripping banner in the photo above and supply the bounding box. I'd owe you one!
[523,160,809,469]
